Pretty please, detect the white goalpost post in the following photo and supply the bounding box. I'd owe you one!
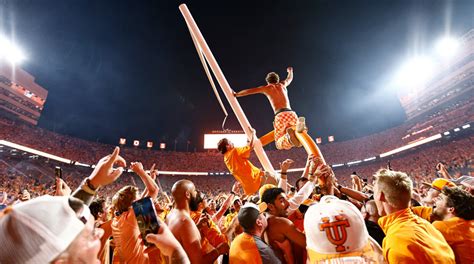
[179,4,276,174]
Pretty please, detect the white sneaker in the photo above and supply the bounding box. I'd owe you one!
[287,127,302,147]
[296,117,306,133]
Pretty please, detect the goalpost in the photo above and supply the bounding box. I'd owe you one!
[179,4,276,174]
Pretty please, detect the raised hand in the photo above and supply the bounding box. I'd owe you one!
[130,161,145,174]
[88,147,126,188]
[287,66,293,72]
[231,181,241,194]
[149,163,158,180]
[55,178,71,196]
[280,159,294,172]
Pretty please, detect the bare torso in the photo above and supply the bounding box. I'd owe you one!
[166,209,201,247]
[264,215,288,260]
[262,83,291,113]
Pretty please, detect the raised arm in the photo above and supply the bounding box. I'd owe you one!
[282,67,293,86]
[213,182,240,222]
[130,162,159,200]
[72,147,126,205]
[234,85,267,97]
[279,159,294,193]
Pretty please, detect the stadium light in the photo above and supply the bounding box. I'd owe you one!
[435,37,459,59]
[0,36,26,64]
[395,56,435,87]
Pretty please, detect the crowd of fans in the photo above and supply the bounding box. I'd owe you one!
[1,140,472,263]
[0,97,472,170]
[1,99,473,263]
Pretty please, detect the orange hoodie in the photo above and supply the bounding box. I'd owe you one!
[378,208,455,264]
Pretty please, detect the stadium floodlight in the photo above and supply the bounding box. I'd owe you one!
[454,128,460,132]
[435,37,459,59]
[0,36,26,64]
[462,124,470,129]
[395,56,434,87]
[443,131,450,136]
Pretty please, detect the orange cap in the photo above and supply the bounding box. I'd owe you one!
[431,178,455,192]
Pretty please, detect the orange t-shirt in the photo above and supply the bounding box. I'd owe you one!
[378,208,455,264]
[433,217,474,264]
[111,208,149,264]
[98,220,112,263]
[224,146,262,195]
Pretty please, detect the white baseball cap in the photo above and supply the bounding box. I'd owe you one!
[0,195,90,263]
[304,195,381,263]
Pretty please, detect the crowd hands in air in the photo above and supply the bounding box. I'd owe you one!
[1,143,473,264]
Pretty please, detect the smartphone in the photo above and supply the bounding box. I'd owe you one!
[387,161,392,171]
[55,166,62,179]
[132,197,161,247]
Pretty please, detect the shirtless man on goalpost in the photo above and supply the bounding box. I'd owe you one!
[234,67,306,150]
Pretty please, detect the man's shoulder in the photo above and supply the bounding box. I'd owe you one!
[269,216,293,227]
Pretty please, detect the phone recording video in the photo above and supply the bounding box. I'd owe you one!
[132,197,161,247]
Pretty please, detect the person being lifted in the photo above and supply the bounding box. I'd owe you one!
[235,67,306,150]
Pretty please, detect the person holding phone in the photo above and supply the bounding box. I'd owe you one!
[111,161,159,264]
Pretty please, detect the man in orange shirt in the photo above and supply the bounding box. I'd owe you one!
[373,169,455,263]
[229,202,281,264]
[218,129,278,195]
[431,186,474,264]
[111,162,159,264]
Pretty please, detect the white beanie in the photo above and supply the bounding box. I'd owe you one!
[0,195,90,264]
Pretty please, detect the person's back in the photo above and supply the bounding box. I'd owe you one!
[112,208,149,264]
[230,232,278,264]
[261,82,291,112]
[223,146,262,195]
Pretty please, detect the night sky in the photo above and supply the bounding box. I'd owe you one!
[1,0,473,150]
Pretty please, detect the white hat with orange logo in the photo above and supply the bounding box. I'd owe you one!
[304,195,383,263]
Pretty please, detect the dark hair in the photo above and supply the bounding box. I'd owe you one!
[217,138,229,154]
[295,177,309,191]
[89,198,106,219]
[261,188,285,206]
[443,186,474,220]
[265,72,280,84]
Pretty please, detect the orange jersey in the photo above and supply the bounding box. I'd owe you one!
[433,217,474,264]
[111,209,149,264]
[224,146,263,195]
[378,208,455,264]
